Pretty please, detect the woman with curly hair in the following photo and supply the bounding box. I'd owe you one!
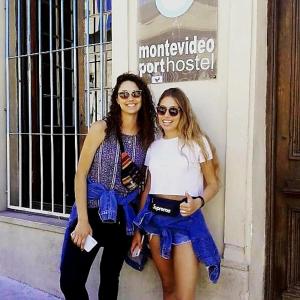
[131,87,221,300]
[60,73,156,300]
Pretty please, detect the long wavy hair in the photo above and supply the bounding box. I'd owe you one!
[105,73,156,149]
[158,88,219,178]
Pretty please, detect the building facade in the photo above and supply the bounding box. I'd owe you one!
[0,1,299,299]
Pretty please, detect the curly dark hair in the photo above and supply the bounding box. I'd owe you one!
[105,73,156,149]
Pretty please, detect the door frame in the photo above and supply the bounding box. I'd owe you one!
[265,0,278,298]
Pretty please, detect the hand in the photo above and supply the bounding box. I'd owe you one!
[70,220,93,251]
[180,192,202,217]
[130,230,142,254]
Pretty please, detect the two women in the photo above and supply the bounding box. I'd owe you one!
[132,88,220,300]
[60,76,220,300]
[60,73,156,300]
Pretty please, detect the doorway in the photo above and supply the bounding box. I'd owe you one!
[266,0,300,299]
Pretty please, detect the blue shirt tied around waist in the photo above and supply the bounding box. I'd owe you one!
[134,196,221,283]
[68,178,139,236]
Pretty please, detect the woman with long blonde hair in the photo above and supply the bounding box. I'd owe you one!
[131,88,220,300]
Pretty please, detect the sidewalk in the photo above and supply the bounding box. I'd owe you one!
[0,276,62,300]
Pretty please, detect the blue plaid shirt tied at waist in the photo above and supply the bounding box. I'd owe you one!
[68,178,139,236]
[134,195,221,283]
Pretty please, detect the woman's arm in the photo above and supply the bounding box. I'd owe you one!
[71,120,106,249]
[180,159,219,216]
[130,171,151,253]
[139,171,151,210]
[201,159,219,204]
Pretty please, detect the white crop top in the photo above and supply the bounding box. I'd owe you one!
[145,136,212,197]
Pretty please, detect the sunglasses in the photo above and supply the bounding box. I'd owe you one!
[156,105,181,117]
[118,90,142,99]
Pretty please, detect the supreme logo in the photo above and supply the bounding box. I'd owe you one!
[152,203,171,214]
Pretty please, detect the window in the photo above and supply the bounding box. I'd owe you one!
[6,0,112,216]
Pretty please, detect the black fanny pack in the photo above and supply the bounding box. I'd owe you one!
[150,197,187,217]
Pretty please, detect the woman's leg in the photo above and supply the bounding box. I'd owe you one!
[173,242,199,300]
[149,235,176,300]
[98,216,131,300]
[60,219,100,300]
[98,237,130,300]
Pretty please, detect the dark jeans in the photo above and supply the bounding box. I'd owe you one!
[60,208,131,300]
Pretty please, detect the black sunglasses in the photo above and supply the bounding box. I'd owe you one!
[118,90,142,99]
[156,105,181,117]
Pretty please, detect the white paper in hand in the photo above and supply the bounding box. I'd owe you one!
[84,234,98,252]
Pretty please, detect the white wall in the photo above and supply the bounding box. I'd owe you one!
[115,0,267,299]
[112,0,129,80]
[248,0,267,299]
[0,0,7,211]
[127,0,228,252]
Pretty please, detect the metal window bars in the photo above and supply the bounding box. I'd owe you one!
[5,0,112,216]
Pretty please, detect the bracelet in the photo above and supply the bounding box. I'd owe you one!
[199,196,205,208]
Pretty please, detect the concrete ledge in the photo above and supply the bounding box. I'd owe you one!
[222,259,249,272]
[0,211,250,299]
[197,263,249,300]
[0,216,65,298]
[0,210,67,234]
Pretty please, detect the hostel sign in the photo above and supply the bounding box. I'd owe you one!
[137,0,218,83]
